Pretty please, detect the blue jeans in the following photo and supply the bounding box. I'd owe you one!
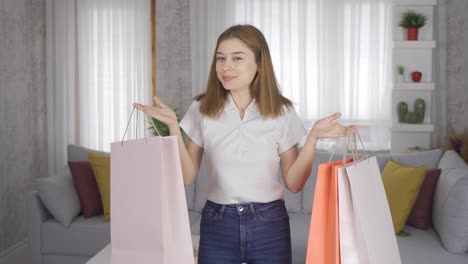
[198,199,292,264]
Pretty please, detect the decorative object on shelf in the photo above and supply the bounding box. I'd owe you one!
[404,112,419,124]
[397,101,408,122]
[397,99,425,124]
[414,98,426,123]
[411,71,422,82]
[397,65,405,82]
[399,10,428,41]
[442,129,468,164]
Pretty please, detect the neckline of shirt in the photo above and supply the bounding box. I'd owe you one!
[224,93,259,113]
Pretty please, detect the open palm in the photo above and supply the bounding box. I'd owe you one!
[310,113,357,140]
[133,97,178,128]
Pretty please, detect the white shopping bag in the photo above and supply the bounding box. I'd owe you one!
[337,166,368,264]
[338,156,401,264]
[110,110,194,264]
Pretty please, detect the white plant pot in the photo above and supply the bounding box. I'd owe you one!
[397,74,405,83]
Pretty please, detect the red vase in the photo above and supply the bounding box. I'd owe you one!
[411,71,422,82]
[406,28,419,41]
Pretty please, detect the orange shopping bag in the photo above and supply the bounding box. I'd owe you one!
[305,158,352,264]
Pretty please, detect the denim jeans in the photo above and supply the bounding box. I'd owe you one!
[198,199,292,264]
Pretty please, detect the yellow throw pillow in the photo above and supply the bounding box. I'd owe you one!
[88,153,111,221]
[382,159,426,233]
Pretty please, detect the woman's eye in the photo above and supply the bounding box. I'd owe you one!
[217,57,225,61]
[233,57,242,61]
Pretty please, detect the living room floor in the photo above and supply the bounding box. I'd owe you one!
[1,244,31,264]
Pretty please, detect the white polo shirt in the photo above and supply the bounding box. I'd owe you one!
[179,95,306,204]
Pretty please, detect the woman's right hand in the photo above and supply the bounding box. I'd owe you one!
[133,96,178,129]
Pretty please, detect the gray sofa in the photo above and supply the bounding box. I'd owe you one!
[27,145,468,264]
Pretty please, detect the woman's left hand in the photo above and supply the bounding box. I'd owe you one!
[309,112,357,141]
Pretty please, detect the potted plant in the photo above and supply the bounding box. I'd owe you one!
[397,65,405,82]
[399,10,427,41]
[147,105,185,137]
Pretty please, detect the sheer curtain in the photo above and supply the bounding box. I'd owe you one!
[190,0,393,150]
[46,0,151,174]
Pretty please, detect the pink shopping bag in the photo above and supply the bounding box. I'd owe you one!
[110,135,194,264]
[338,155,401,264]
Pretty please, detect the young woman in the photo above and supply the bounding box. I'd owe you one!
[134,24,355,264]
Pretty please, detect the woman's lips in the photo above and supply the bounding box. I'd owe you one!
[222,76,236,82]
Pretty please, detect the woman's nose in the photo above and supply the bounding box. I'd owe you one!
[222,59,233,71]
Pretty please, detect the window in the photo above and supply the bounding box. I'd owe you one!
[190,0,393,150]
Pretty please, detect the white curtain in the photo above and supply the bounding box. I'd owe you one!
[46,0,151,174]
[190,0,393,150]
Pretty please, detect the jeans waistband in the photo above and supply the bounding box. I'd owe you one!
[205,198,285,214]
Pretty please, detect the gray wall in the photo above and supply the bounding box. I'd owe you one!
[0,0,47,253]
[446,0,468,134]
[156,0,192,116]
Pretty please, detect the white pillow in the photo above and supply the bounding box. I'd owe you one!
[36,167,81,227]
[433,150,468,253]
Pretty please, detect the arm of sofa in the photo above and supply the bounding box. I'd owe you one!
[27,190,52,264]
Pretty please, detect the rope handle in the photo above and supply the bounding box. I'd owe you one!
[120,107,162,146]
[328,128,368,164]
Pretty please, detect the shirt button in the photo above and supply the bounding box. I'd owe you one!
[238,206,244,212]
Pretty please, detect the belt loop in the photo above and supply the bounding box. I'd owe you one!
[249,203,258,220]
[219,205,226,218]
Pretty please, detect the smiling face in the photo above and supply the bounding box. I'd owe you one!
[215,38,258,94]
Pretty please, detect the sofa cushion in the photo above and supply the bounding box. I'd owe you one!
[68,144,109,162]
[302,151,343,213]
[406,169,441,230]
[438,150,468,170]
[397,225,468,264]
[88,153,111,221]
[68,161,103,218]
[36,167,81,227]
[391,149,443,169]
[433,150,468,253]
[382,159,426,233]
[194,158,209,211]
[190,211,202,236]
[185,183,195,210]
[289,214,312,264]
[288,216,468,264]
[42,215,110,256]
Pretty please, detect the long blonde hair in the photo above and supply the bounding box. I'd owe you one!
[195,24,292,118]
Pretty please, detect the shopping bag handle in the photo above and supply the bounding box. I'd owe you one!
[328,130,355,164]
[328,129,368,164]
[120,107,162,146]
[346,130,369,162]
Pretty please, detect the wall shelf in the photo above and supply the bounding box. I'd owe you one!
[394,0,436,5]
[394,41,436,48]
[391,1,436,154]
[393,82,435,91]
[392,123,434,132]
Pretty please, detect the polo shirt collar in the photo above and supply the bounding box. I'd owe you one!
[225,94,259,113]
